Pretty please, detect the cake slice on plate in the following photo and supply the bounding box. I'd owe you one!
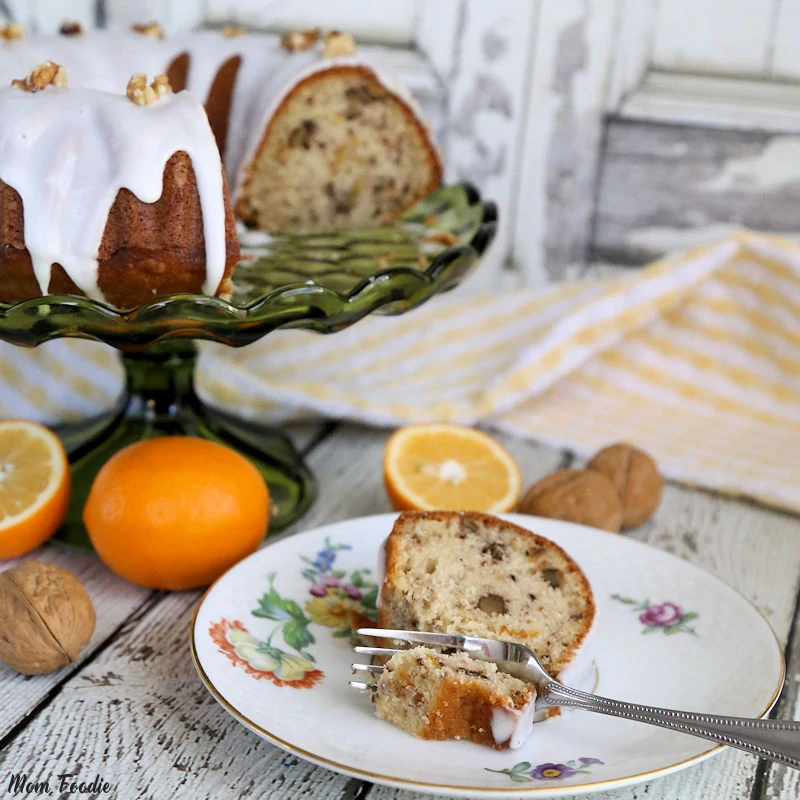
[373,511,595,749]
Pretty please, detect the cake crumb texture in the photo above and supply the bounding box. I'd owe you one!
[379,511,595,677]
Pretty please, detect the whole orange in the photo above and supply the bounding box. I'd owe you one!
[83,437,269,591]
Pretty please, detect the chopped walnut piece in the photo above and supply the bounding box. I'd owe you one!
[323,30,356,58]
[11,61,67,92]
[59,20,83,36]
[0,22,24,41]
[131,21,164,39]
[280,27,319,52]
[151,73,171,99]
[222,25,244,38]
[126,73,172,105]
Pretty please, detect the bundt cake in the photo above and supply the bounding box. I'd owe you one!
[372,511,596,748]
[0,65,239,307]
[374,646,537,750]
[0,27,441,222]
[0,25,441,306]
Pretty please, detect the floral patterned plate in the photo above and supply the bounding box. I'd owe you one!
[191,513,784,798]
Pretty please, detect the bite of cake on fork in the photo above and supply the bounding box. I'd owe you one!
[352,628,800,767]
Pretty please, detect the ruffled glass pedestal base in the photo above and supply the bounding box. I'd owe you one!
[54,341,315,546]
[0,185,496,545]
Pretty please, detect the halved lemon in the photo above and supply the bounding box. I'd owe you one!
[383,423,522,512]
[0,420,70,558]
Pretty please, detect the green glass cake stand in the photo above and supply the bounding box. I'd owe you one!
[0,185,496,547]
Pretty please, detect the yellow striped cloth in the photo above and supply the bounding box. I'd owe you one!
[1,231,799,512]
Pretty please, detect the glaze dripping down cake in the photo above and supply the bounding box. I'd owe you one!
[0,66,239,307]
[373,511,595,748]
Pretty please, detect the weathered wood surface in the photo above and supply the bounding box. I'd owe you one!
[592,118,800,264]
[512,0,621,283]
[651,0,775,76]
[0,551,150,743]
[438,0,537,294]
[1,423,798,800]
[761,596,800,799]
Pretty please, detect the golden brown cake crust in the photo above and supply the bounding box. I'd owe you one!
[424,681,506,748]
[379,510,596,677]
[235,64,442,230]
[204,55,242,159]
[0,151,240,308]
[374,646,537,749]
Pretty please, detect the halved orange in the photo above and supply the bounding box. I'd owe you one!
[0,420,70,558]
[383,423,522,512]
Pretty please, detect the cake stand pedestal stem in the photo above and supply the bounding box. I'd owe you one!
[53,340,315,548]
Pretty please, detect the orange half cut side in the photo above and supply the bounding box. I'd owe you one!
[383,423,522,513]
[0,420,70,558]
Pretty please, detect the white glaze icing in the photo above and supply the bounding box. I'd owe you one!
[0,85,226,299]
[376,535,388,608]
[0,31,438,301]
[490,697,537,749]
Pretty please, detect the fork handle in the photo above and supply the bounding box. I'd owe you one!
[541,682,800,770]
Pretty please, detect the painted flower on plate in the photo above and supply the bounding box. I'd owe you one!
[301,537,378,639]
[305,589,373,630]
[531,763,578,780]
[208,618,323,688]
[611,593,698,636]
[309,574,363,600]
[486,757,604,783]
[639,601,682,627]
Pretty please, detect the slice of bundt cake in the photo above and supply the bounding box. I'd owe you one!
[379,511,595,679]
[0,66,239,308]
[234,56,442,233]
[374,646,537,750]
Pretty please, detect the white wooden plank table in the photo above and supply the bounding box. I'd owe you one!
[0,422,798,800]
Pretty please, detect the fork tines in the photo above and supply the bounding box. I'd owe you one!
[353,645,401,658]
[350,628,469,693]
[352,663,385,675]
[349,662,384,692]
[357,628,469,649]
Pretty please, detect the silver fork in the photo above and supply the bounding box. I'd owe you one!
[352,628,800,769]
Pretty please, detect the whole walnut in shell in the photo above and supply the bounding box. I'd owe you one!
[0,561,95,675]
[518,469,623,533]
[587,443,663,528]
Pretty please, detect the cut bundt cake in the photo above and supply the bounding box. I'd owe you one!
[0,27,440,306]
[374,646,537,750]
[0,26,441,239]
[0,66,239,308]
[379,511,595,679]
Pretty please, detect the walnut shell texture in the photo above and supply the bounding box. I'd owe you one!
[587,443,663,528]
[0,561,96,675]
[518,469,623,533]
